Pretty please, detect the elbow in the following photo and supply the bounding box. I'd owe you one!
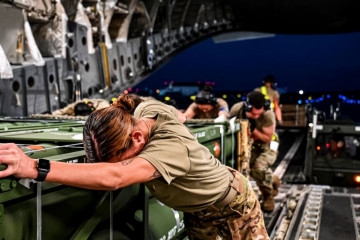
[103,181,125,191]
[184,114,191,120]
[100,173,126,191]
[108,184,121,191]
[264,134,274,143]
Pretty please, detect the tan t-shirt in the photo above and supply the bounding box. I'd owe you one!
[230,102,276,147]
[188,98,228,119]
[254,87,280,104]
[134,100,230,212]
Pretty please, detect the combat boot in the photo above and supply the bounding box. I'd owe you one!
[262,194,274,212]
[272,175,280,196]
[260,187,275,212]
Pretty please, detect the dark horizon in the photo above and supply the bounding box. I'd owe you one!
[135,32,360,94]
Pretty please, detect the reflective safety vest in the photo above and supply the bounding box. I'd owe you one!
[261,86,274,109]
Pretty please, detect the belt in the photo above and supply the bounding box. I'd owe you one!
[213,171,239,209]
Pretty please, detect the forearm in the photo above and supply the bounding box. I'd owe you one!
[46,161,123,190]
[275,107,282,122]
[0,144,157,190]
[184,106,196,120]
[177,110,187,123]
[252,129,272,143]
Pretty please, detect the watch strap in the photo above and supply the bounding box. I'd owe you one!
[35,159,50,182]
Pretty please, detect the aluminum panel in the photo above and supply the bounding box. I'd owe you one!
[0,66,26,116]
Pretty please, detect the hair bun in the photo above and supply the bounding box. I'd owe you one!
[112,94,135,113]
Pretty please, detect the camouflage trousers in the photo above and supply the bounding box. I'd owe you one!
[250,145,278,193]
[184,168,269,240]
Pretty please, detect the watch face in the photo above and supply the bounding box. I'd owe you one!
[38,159,50,170]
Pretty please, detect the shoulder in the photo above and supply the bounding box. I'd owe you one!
[229,102,243,118]
[273,90,280,99]
[134,99,173,118]
[260,110,276,124]
[268,88,279,99]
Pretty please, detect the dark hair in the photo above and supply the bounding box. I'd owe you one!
[74,101,96,116]
[195,90,217,106]
[83,94,136,163]
[247,91,266,109]
[263,75,276,83]
[262,75,277,89]
[201,85,214,92]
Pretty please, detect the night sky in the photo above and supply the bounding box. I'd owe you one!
[136,32,360,94]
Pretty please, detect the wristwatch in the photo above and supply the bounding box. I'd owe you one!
[35,159,50,182]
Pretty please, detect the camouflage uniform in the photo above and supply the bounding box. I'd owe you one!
[184,168,269,240]
[229,102,280,211]
[250,140,278,195]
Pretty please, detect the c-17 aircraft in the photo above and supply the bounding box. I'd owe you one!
[0,0,359,116]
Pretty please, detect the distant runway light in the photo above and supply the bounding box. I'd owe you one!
[222,94,227,99]
[299,90,304,95]
[237,94,241,98]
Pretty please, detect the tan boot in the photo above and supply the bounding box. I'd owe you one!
[272,175,280,196]
[262,195,274,212]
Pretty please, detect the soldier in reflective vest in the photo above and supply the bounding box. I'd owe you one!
[255,75,283,125]
[230,91,280,212]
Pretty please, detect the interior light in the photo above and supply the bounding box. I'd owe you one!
[354,175,360,183]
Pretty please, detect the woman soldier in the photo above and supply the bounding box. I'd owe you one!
[0,95,269,240]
